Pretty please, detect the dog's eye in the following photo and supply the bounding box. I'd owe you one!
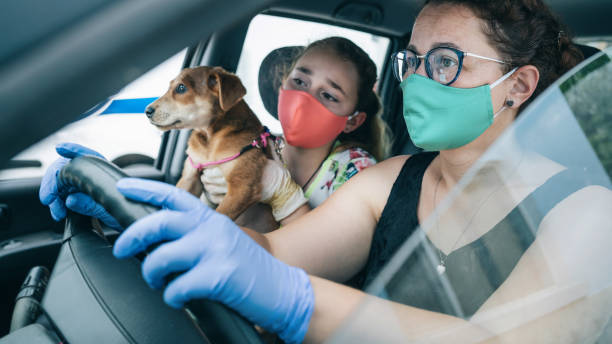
[208,75,217,88]
[175,84,187,94]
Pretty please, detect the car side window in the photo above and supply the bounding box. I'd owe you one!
[0,49,187,180]
[575,37,611,51]
[235,14,390,133]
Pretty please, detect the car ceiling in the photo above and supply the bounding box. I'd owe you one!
[0,0,610,168]
[268,0,612,37]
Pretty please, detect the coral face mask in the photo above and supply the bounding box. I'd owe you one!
[400,68,517,151]
[278,89,348,148]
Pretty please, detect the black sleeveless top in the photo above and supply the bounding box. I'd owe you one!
[348,152,595,318]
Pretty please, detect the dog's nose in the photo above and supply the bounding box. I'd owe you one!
[145,106,155,118]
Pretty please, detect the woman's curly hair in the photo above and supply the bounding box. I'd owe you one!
[425,0,584,110]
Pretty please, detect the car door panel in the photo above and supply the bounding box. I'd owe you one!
[0,166,164,337]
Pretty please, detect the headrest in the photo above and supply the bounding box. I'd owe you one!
[574,43,601,60]
[258,46,304,119]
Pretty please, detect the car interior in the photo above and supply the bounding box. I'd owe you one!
[0,0,610,342]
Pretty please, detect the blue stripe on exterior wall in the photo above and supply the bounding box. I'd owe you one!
[101,97,158,114]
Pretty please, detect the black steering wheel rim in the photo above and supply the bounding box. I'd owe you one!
[56,156,263,344]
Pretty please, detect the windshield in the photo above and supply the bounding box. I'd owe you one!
[0,50,186,180]
[330,48,612,342]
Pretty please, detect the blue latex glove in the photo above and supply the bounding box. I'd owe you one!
[113,178,314,344]
[39,142,121,229]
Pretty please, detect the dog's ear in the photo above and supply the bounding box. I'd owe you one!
[208,68,246,111]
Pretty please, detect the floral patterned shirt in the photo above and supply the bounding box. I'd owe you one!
[304,143,377,208]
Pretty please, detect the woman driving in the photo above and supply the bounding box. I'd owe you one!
[39,0,612,343]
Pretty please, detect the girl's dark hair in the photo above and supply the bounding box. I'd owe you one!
[425,0,584,110]
[286,36,391,161]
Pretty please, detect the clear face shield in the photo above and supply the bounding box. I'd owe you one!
[330,48,612,343]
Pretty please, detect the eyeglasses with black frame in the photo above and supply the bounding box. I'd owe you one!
[391,47,509,86]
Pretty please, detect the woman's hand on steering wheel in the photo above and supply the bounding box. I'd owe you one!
[112,177,314,344]
[39,142,121,229]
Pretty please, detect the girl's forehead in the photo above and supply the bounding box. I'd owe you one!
[410,4,496,57]
[295,48,359,88]
[298,47,347,66]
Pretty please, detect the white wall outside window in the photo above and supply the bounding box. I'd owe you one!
[0,50,187,180]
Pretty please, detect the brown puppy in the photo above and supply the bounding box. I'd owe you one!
[145,66,269,220]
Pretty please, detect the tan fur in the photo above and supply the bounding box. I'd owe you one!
[147,66,270,220]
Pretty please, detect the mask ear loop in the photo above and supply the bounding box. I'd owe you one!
[490,67,518,89]
[347,111,359,121]
[491,67,519,118]
[493,99,515,119]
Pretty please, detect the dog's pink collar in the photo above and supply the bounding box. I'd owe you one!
[188,154,240,170]
[188,127,274,171]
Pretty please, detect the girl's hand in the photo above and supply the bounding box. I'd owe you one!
[200,167,228,205]
[200,160,308,222]
[260,159,308,221]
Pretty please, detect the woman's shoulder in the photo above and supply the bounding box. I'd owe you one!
[366,152,439,180]
[374,154,411,168]
[344,154,412,183]
[337,155,414,220]
[541,184,612,237]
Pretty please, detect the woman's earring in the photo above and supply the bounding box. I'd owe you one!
[505,99,514,107]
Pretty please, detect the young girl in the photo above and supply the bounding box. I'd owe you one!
[203,36,391,230]
[279,36,389,206]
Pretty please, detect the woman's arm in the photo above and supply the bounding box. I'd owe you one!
[467,185,612,343]
[279,203,310,225]
[111,172,612,343]
[301,186,612,343]
[244,155,408,282]
[305,276,492,343]
[304,277,612,343]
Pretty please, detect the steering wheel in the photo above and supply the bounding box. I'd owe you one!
[43,156,263,344]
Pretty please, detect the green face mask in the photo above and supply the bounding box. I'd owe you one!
[400,69,516,151]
